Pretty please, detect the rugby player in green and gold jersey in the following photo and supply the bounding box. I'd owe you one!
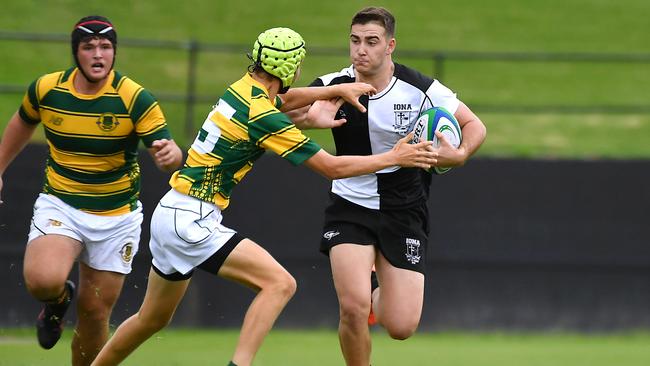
[91,27,437,366]
[0,15,182,366]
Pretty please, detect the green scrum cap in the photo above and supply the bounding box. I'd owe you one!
[252,27,306,89]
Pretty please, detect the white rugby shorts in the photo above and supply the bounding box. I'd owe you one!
[28,193,143,274]
[149,189,237,276]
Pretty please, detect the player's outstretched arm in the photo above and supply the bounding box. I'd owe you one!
[303,133,437,180]
[292,98,348,130]
[279,82,376,113]
[0,112,38,204]
[148,139,183,173]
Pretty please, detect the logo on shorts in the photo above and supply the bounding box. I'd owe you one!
[97,112,120,132]
[405,238,421,265]
[48,219,63,227]
[119,243,134,263]
[323,230,340,240]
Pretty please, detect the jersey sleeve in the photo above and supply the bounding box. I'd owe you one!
[427,80,460,114]
[18,78,43,125]
[131,88,172,147]
[249,111,321,166]
[309,78,325,87]
[274,95,283,109]
[18,71,66,125]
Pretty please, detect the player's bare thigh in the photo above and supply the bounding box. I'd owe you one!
[138,268,191,326]
[217,238,295,292]
[23,234,82,299]
[375,251,424,339]
[330,244,375,310]
[77,262,126,314]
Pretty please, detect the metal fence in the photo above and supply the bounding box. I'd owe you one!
[2,145,650,329]
[3,31,650,139]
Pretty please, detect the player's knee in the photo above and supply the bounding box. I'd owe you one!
[23,272,66,301]
[77,300,112,324]
[77,290,119,319]
[338,298,370,325]
[385,321,418,340]
[142,313,173,333]
[259,269,296,304]
[271,272,297,300]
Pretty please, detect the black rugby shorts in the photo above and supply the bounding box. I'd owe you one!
[320,194,429,274]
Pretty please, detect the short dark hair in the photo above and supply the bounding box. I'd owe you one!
[351,7,395,38]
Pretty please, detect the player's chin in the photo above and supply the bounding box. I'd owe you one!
[353,62,371,72]
[85,69,110,82]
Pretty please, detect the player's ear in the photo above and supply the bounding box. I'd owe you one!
[386,37,396,55]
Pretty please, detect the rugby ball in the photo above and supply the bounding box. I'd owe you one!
[410,107,462,175]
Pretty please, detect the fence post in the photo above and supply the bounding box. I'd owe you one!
[433,52,445,82]
[185,40,199,141]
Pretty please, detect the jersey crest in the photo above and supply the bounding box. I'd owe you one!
[97,112,120,132]
[393,103,417,136]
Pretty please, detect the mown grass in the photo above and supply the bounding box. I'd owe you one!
[1,328,649,366]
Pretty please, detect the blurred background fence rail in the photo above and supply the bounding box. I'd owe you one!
[2,31,650,141]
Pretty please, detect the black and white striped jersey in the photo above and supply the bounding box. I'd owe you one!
[310,63,460,210]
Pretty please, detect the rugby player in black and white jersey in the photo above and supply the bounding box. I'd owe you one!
[300,7,487,366]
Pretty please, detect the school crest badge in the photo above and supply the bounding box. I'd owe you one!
[405,238,421,265]
[393,103,416,135]
[97,112,120,132]
[120,242,134,263]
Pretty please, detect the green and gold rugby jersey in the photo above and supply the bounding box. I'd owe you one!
[170,73,321,210]
[19,68,172,215]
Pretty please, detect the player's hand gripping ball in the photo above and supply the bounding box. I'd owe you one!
[410,107,462,174]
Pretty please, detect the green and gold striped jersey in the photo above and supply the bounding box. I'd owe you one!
[170,73,321,209]
[19,68,172,215]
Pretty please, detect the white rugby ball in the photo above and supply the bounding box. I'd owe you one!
[410,107,462,174]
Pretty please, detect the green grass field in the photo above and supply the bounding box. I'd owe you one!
[1,0,650,157]
[1,328,649,366]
